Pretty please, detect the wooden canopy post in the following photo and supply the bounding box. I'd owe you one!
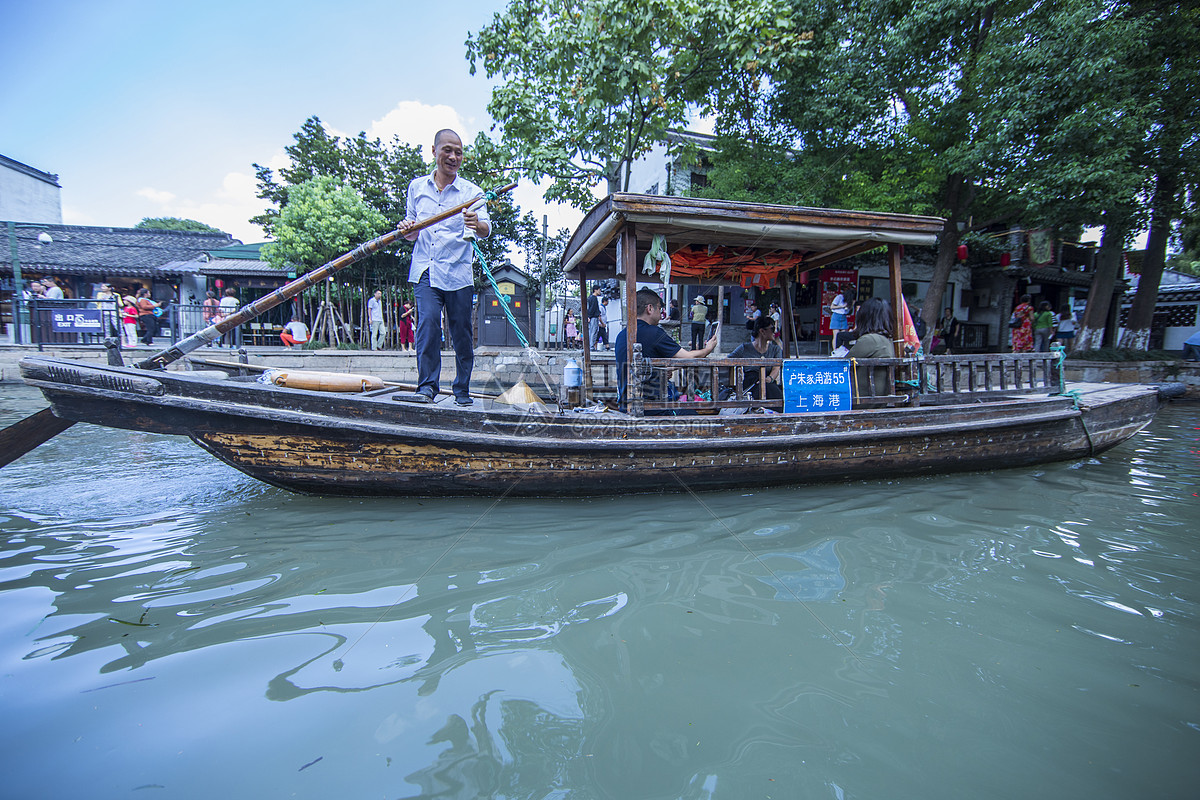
[619,225,640,414]
[888,243,905,358]
[779,271,793,358]
[579,263,592,402]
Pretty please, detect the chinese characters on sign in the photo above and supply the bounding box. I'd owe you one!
[50,309,103,333]
[781,360,853,414]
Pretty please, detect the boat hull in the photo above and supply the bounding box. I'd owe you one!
[21,357,1161,497]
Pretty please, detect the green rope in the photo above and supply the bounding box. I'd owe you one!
[470,238,529,349]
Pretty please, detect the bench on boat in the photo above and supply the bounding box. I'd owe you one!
[611,351,1065,416]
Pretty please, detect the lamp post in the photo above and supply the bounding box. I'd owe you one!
[6,221,54,345]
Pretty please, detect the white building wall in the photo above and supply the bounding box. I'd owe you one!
[0,159,63,223]
[625,142,670,195]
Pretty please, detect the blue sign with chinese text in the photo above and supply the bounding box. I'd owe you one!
[781,359,852,414]
[50,309,103,332]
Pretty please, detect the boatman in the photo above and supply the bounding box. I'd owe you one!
[616,288,719,413]
[397,129,490,405]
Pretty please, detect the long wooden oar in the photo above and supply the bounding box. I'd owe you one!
[135,181,517,371]
[0,407,75,468]
[0,181,517,467]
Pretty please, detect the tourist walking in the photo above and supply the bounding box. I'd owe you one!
[368,290,386,350]
[1010,294,1034,353]
[690,295,708,350]
[1033,301,1056,353]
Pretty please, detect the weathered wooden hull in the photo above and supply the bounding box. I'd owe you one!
[20,357,1162,497]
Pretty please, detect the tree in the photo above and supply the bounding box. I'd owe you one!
[1117,1,1200,348]
[262,176,387,271]
[261,176,388,345]
[760,0,1092,334]
[135,217,225,233]
[467,0,811,208]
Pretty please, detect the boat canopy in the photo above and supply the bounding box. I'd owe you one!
[562,193,946,283]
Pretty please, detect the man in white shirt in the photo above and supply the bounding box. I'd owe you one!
[367,289,386,350]
[43,280,64,300]
[397,129,490,405]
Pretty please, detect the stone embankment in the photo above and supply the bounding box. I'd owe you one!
[0,344,588,397]
[1062,359,1200,398]
[4,345,1197,398]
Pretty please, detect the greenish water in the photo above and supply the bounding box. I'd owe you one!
[2,384,1198,799]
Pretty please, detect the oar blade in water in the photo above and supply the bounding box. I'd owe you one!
[0,407,75,468]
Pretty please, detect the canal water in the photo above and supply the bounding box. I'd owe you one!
[1,384,1198,800]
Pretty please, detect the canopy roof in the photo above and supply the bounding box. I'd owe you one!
[562,194,945,283]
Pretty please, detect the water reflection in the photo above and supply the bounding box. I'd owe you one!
[2,384,1199,799]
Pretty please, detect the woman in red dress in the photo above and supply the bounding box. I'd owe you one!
[1010,294,1034,353]
[397,301,415,351]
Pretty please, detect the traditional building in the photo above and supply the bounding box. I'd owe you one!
[0,154,62,224]
[1121,266,1200,352]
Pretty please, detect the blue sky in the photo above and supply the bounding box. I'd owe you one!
[0,0,584,244]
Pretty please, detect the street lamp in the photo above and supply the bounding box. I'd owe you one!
[6,221,54,345]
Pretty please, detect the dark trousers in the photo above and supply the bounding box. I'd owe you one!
[691,322,706,349]
[138,314,159,344]
[414,272,474,399]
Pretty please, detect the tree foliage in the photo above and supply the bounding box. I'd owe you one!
[135,217,225,233]
[467,0,812,207]
[261,176,387,273]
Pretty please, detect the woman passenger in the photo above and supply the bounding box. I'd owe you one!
[727,316,784,400]
[844,297,894,400]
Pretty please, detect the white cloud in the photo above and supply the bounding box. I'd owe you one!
[136,187,176,204]
[367,100,474,150]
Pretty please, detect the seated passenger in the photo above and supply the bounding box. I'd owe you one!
[615,288,718,412]
[726,315,783,400]
[844,297,895,399]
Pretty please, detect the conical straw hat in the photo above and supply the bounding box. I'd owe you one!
[495,379,541,405]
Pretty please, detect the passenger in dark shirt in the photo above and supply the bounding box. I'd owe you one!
[615,289,718,412]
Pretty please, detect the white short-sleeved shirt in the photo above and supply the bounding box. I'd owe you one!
[406,173,490,292]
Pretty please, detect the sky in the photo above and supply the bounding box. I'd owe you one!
[0,0,587,251]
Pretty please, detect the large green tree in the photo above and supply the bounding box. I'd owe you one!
[261,176,389,346]
[1117,0,1200,348]
[261,176,387,273]
[757,0,1123,334]
[467,0,811,208]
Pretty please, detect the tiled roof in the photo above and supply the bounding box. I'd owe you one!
[0,154,60,186]
[199,257,287,277]
[1,223,239,279]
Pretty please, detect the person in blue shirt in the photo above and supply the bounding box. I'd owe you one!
[615,288,718,412]
[1184,330,1200,361]
[397,129,490,405]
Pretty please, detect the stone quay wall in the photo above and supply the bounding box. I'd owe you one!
[0,344,590,397]
[4,345,1198,399]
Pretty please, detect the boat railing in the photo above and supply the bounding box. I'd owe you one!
[623,350,1063,416]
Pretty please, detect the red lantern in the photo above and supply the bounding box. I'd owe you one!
[1000,252,1011,267]
[957,244,968,261]
[215,279,225,289]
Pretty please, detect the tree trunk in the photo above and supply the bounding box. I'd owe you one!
[1118,171,1179,350]
[920,219,960,350]
[919,174,969,349]
[1075,219,1128,352]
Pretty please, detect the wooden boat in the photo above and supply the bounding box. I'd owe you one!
[17,194,1176,496]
